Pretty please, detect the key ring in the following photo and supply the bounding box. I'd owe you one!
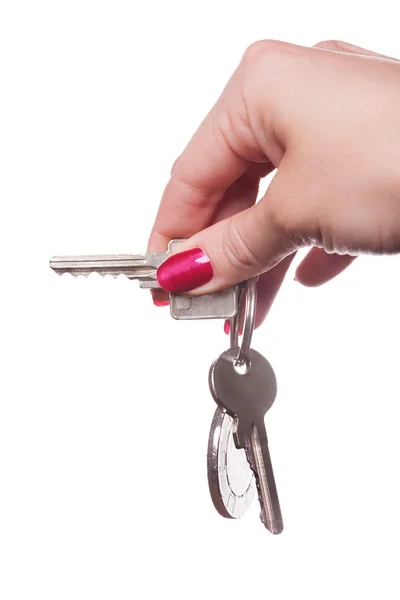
[229,277,257,367]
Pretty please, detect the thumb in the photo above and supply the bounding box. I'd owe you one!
[156,180,296,295]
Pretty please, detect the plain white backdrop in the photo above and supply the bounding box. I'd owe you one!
[1,1,400,598]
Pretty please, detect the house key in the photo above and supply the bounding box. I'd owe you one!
[208,279,284,534]
[50,239,240,320]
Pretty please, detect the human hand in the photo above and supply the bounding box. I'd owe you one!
[148,40,400,326]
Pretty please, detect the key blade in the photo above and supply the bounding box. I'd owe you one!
[248,424,283,534]
[49,253,165,281]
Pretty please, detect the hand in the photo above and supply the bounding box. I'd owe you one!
[148,40,400,326]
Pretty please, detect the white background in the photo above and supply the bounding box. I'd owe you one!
[1,1,400,598]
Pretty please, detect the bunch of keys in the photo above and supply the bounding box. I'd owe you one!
[50,240,283,534]
[207,278,283,534]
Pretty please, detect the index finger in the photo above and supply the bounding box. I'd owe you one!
[147,76,259,252]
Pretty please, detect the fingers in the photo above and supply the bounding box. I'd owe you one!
[151,160,275,306]
[151,40,398,257]
[156,164,300,295]
[148,41,287,255]
[209,161,274,226]
[148,82,262,253]
[294,247,356,286]
[290,40,396,290]
[152,39,398,299]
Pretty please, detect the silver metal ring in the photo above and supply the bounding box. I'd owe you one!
[229,278,257,367]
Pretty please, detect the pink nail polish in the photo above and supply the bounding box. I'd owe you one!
[152,297,170,307]
[157,248,213,293]
[223,321,243,335]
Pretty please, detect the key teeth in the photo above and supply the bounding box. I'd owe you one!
[247,457,269,527]
[51,269,137,280]
[246,448,283,534]
[254,475,280,534]
[51,270,91,278]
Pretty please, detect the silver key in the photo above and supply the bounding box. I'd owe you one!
[49,252,166,284]
[50,239,240,320]
[209,347,283,534]
[207,407,255,519]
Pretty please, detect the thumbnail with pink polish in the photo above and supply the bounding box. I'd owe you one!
[157,248,213,293]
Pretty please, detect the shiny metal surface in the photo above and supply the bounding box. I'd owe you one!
[50,239,239,320]
[229,277,257,367]
[49,253,165,283]
[209,347,283,534]
[207,407,255,519]
[229,286,244,349]
[170,287,239,320]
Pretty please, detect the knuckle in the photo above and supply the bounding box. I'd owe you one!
[262,188,314,249]
[238,39,291,127]
[262,188,291,236]
[222,216,264,274]
[241,39,285,69]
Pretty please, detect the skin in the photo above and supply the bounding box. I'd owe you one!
[148,40,400,327]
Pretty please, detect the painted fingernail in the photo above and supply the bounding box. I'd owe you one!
[157,248,213,293]
[152,297,169,307]
[223,321,243,335]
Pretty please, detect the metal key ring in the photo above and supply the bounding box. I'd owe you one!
[229,277,257,367]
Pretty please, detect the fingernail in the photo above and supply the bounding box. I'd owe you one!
[157,248,213,293]
[171,155,181,175]
[152,297,169,307]
[223,321,243,335]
